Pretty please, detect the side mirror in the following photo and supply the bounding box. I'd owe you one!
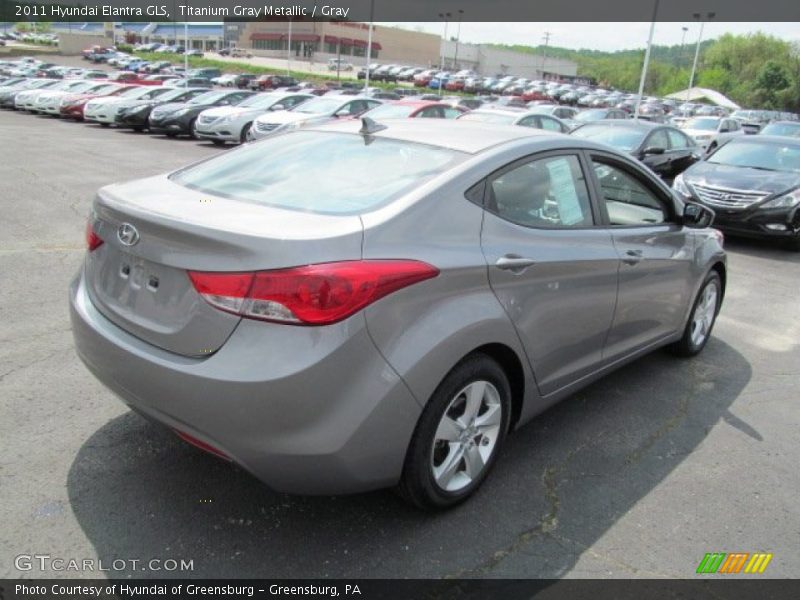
[682,202,715,228]
[641,146,665,156]
[270,103,285,111]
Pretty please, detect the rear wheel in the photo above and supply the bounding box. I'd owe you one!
[670,271,721,357]
[189,118,198,139]
[399,354,511,510]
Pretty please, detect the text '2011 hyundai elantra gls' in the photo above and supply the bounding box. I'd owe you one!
[70,119,726,509]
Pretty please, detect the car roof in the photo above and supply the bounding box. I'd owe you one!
[308,118,559,154]
[578,119,662,130]
[735,135,800,146]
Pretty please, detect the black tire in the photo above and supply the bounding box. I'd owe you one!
[670,271,722,357]
[239,122,252,144]
[188,118,198,139]
[398,353,511,510]
[211,140,226,146]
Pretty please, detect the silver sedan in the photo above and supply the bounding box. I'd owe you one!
[70,119,726,509]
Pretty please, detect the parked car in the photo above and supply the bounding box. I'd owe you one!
[249,74,298,91]
[35,81,120,116]
[60,84,139,121]
[359,100,467,121]
[13,79,75,111]
[107,72,163,86]
[212,74,239,87]
[71,119,726,509]
[84,86,174,126]
[759,121,800,138]
[249,96,382,140]
[457,108,571,133]
[0,78,58,108]
[680,116,745,153]
[674,135,800,249]
[571,120,701,182]
[148,89,254,137]
[234,73,257,89]
[573,108,630,124]
[327,58,354,72]
[195,91,314,144]
[115,87,210,131]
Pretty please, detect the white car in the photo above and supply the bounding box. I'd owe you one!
[195,91,315,144]
[211,73,238,87]
[249,96,382,140]
[14,79,72,111]
[84,86,173,125]
[680,116,745,152]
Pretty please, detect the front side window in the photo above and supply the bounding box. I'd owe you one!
[488,155,594,229]
[667,129,692,149]
[592,160,669,226]
[645,129,670,150]
[539,116,565,132]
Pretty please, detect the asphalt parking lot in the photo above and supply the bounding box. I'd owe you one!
[0,107,798,580]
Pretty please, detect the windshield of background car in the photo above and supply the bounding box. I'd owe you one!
[171,131,466,215]
[458,111,517,125]
[575,109,607,122]
[236,93,282,109]
[292,97,344,114]
[187,91,231,105]
[685,117,720,130]
[707,140,800,173]
[760,123,800,137]
[363,104,418,119]
[571,124,645,152]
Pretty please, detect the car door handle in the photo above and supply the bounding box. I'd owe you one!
[621,249,643,265]
[495,255,537,272]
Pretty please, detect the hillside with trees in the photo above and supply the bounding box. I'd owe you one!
[493,32,800,111]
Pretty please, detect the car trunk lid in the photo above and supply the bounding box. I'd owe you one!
[85,175,364,357]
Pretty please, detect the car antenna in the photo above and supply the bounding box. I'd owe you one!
[360,116,387,136]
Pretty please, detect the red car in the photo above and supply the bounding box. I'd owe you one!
[107,72,162,86]
[521,87,550,102]
[413,70,437,87]
[444,77,466,92]
[59,84,139,121]
[355,99,468,121]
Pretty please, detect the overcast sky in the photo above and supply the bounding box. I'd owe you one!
[381,22,799,52]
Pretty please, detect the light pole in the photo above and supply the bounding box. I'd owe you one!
[184,23,189,73]
[634,0,660,120]
[438,12,451,71]
[679,26,688,66]
[540,31,551,79]
[453,9,464,70]
[364,0,374,92]
[287,18,292,76]
[687,12,715,101]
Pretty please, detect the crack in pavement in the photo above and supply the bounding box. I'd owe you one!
[0,348,68,383]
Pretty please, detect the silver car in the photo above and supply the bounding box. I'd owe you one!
[195,92,315,145]
[70,119,726,509]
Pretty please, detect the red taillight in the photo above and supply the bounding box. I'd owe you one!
[173,429,231,461]
[86,221,103,251]
[188,260,438,326]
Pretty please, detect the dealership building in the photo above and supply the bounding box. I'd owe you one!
[230,21,578,79]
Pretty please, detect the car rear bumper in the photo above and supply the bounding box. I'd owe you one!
[69,267,421,495]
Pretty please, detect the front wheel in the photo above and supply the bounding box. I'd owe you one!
[399,354,511,510]
[239,122,252,144]
[670,271,721,357]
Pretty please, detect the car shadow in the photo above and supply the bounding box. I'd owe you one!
[67,339,751,578]
[722,235,800,263]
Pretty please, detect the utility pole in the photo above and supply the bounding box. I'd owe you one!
[184,22,188,72]
[687,12,715,101]
[540,31,551,79]
[634,0,660,120]
[287,18,292,76]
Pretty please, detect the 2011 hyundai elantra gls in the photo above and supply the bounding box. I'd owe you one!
[70,119,726,509]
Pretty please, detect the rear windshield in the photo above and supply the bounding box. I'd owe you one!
[171,131,465,215]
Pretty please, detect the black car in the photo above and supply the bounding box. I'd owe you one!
[571,120,701,182]
[357,64,379,80]
[116,87,209,131]
[147,89,254,137]
[235,73,257,89]
[674,135,800,249]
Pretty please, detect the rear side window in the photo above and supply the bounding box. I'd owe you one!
[171,131,465,215]
[488,155,594,229]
